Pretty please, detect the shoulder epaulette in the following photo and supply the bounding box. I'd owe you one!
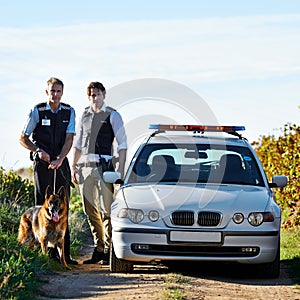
[83,106,91,113]
[36,102,47,111]
[106,106,116,112]
[60,102,71,110]
[35,102,71,111]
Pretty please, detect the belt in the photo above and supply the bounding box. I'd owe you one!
[77,162,100,168]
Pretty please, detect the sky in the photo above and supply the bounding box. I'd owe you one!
[1,0,300,171]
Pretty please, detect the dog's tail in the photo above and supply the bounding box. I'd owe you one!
[18,212,34,245]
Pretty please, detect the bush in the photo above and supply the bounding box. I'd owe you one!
[0,168,44,299]
[0,229,48,300]
[253,123,300,227]
[0,167,34,207]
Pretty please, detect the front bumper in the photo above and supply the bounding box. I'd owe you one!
[112,227,280,264]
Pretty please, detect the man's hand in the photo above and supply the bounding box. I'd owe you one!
[48,157,63,169]
[72,168,80,184]
[38,149,51,164]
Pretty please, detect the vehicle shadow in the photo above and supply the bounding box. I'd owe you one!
[132,260,298,286]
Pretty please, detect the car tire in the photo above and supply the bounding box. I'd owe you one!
[256,242,280,278]
[109,243,134,273]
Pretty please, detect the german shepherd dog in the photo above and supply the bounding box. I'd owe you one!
[18,185,69,269]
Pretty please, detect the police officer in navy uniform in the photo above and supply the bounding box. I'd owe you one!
[72,81,127,264]
[20,77,77,265]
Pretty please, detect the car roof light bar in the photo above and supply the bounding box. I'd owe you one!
[149,124,246,139]
[149,124,245,132]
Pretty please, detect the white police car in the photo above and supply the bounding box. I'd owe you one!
[107,125,287,277]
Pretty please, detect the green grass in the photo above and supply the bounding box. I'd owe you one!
[281,227,300,284]
[162,273,189,300]
[0,231,50,300]
[163,286,185,300]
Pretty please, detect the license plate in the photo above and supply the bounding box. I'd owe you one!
[170,231,221,243]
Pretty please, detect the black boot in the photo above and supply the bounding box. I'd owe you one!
[64,226,78,265]
[83,248,104,264]
[101,249,110,265]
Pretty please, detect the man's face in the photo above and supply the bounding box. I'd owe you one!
[46,83,63,104]
[89,88,105,109]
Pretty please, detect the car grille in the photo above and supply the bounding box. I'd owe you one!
[198,212,221,226]
[171,211,221,226]
[171,211,194,226]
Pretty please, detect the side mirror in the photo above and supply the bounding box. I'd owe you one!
[269,175,288,188]
[103,171,123,184]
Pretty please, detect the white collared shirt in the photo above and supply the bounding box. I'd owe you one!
[73,102,127,161]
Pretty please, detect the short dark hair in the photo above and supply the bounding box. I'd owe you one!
[47,77,64,91]
[87,82,106,96]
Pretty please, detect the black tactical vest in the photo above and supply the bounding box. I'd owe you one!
[81,106,115,156]
[32,102,71,159]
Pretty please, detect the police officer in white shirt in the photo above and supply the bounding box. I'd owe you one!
[72,81,127,264]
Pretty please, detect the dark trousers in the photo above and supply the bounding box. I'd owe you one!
[33,157,72,258]
[33,158,71,205]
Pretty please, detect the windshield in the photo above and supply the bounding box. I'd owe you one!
[127,143,264,186]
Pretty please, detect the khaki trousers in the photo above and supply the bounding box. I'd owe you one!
[79,166,114,252]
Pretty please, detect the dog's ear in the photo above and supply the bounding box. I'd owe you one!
[45,185,53,198]
[57,186,66,199]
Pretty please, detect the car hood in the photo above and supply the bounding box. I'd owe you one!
[121,183,271,213]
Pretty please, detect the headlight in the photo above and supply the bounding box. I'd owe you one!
[118,208,144,223]
[248,212,264,226]
[232,213,244,224]
[148,210,159,222]
[247,212,275,226]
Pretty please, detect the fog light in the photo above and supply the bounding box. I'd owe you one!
[134,244,150,250]
[242,247,258,253]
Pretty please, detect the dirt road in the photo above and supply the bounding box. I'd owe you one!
[38,245,299,300]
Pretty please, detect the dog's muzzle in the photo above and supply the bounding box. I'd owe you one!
[52,211,59,222]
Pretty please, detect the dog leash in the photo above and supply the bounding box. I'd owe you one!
[58,168,75,188]
[53,169,57,194]
[36,157,75,192]
[53,168,75,192]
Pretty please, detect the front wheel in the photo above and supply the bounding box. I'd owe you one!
[109,243,134,273]
[255,244,280,278]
